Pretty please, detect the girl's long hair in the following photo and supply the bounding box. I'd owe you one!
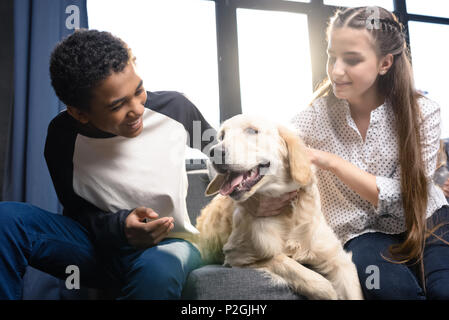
[315,7,428,265]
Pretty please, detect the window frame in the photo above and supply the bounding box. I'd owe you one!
[214,0,333,122]
[211,0,449,122]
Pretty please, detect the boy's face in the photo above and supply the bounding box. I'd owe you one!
[70,62,147,138]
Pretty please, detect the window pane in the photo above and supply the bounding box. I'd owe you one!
[409,21,449,138]
[323,0,393,11]
[237,9,313,125]
[406,0,449,18]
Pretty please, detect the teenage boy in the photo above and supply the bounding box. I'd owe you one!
[0,29,212,299]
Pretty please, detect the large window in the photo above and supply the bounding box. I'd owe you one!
[237,8,313,122]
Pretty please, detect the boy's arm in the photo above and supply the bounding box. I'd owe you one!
[44,114,132,249]
[307,148,379,207]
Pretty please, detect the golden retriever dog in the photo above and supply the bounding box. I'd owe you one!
[194,114,363,300]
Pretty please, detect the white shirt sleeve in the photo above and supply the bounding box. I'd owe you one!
[374,97,442,217]
[419,98,441,179]
[374,176,403,217]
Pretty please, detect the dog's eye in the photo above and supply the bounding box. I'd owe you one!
[245,127,259,135]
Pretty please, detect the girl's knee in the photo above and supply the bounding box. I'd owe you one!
[358,263,425,299]
[426,281,449,300]
[348,236,425,299]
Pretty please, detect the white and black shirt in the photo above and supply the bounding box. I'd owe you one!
[45,91,215,250]
[291,96,448,245]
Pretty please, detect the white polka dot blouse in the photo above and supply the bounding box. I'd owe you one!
[291,96,448,245]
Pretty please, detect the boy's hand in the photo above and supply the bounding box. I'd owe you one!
[124,207,174,248]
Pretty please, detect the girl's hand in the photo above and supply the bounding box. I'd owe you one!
[306,147,337,171]
[305,146,379,206]
[241,191,298,217]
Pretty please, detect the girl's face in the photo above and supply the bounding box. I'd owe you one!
[327,27,389,105]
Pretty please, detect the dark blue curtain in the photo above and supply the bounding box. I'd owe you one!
[3,0,88,299]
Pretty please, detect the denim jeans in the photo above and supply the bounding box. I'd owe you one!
[0,202,202,300]
[345,205,449,300]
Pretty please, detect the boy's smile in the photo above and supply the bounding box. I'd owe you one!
[68,61,147,138]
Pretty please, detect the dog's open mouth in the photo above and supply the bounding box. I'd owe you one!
[219,162,270,198]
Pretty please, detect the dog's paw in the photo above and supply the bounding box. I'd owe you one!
[305,279,338,300]
[285,240,307,261]
[285,239,301,253]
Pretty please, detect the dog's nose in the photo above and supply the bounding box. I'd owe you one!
[210,144,228,173]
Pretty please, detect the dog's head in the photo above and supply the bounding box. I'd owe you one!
[206,114,313,202]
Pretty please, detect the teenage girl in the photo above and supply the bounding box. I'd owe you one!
[292,6,449,299]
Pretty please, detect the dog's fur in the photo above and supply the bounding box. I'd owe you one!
[194,115,363,300]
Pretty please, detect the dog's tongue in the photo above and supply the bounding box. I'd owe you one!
[220,173,244,196]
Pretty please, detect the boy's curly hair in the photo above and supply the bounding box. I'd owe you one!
[49,29,131,111]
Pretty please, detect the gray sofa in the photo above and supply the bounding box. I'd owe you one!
[181,160,304,300]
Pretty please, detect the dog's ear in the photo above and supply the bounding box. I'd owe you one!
[278,126,312,186]
[205,173,226,196]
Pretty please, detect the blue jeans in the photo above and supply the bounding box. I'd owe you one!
[0,202,202,300]
[345,205,449,300]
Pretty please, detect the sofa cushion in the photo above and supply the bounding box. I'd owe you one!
[182,265,304,300]
[186,159,213,225]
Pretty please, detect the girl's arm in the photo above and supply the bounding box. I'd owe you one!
[304,98,442,211]
[307,148,379,207]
